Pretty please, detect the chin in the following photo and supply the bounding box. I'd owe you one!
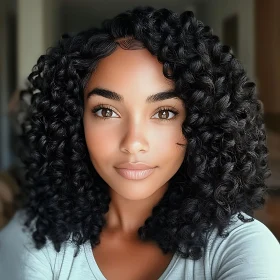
[109,181,168,201]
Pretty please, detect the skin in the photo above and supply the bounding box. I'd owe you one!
[83,46,187,278]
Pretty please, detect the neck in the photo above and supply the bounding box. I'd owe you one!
[104,183,168,237]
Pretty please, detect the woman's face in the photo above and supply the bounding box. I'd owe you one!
[83,46,187,200]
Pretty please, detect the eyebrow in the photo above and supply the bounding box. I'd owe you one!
[86,87,179,103]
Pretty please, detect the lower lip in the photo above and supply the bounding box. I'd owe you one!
[115,168,155,180]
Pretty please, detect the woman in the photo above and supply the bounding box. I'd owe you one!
[1,7,279,280]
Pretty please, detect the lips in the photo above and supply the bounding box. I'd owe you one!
[116,162,154,170]
[115,162,156,180]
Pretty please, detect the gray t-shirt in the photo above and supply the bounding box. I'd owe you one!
[1,210,280,279]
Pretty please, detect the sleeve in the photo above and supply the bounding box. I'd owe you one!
[215,218,280,280]
[0,212,54,280]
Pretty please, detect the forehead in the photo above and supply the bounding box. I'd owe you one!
[85,47,174,97]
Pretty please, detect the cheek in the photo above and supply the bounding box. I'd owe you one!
[151,124,187,153]
[83,119,118,159]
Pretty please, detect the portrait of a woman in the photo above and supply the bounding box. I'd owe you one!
[0,6,279,280]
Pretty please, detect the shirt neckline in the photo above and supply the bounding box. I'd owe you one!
[83,240,179,280]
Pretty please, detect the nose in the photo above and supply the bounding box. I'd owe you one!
[120,120,149,154]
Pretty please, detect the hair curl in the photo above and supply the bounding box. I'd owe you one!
[19,6,270,260]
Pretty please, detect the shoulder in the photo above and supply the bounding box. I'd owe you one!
[0,210,42,250]
[206,212,280,279]
[0,210,57,279]
[0,210,29,243]
[0,210,34,258]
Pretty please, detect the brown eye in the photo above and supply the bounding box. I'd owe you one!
[158,110,170,119]
[152,109,178,120]
[101,108,113,117]
[92,106,119,118]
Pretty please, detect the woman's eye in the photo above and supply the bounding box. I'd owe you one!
[152,109,177,120]
[93,107,119,118]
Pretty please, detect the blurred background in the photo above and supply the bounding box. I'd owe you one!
[0,0,279,239]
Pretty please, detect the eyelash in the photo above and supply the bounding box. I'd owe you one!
[91,104,179,121]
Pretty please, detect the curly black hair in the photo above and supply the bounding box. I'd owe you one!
[19,6,270,260]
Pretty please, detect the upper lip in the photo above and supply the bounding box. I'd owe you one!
[115,162,155,170]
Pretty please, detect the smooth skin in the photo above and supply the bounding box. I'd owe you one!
[83,46,187,280]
